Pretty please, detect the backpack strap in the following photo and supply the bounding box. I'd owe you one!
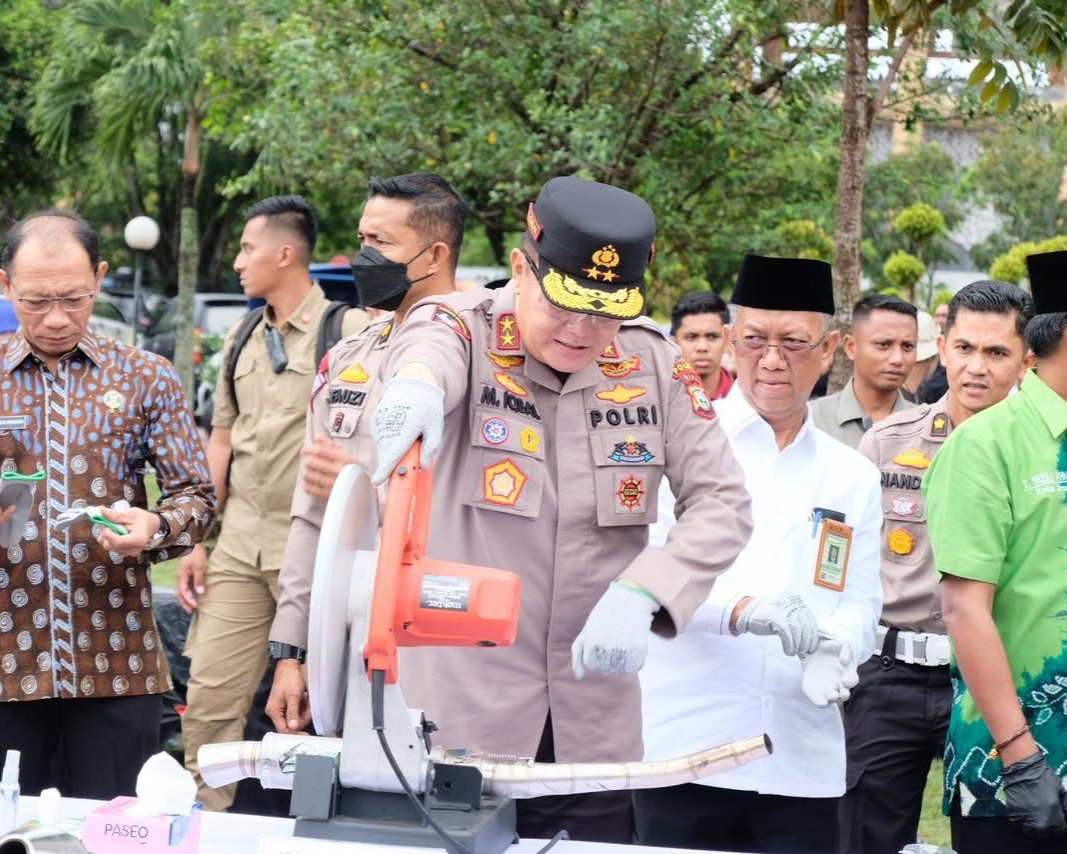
[316,301,355,363]
[224,306,265,417]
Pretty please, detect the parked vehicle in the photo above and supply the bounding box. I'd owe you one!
[141,293,248,365]
[88,297,135,345]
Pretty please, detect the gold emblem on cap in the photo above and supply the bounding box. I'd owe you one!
[583,245,621,282]
[542,268,643,320]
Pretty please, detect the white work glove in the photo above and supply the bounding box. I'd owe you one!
[801,637,859,706]
[371,377,445,484]
[734,594,819,657]
[571,582,659,680]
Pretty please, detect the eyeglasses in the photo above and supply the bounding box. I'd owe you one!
[522,251,619,329]
[12,291,96,314]
[731,334,827,362]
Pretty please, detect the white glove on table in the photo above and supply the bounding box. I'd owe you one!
[572,583,659,680]
[371,377,445,484]
[734,594,819,657]
[801,637,859,706]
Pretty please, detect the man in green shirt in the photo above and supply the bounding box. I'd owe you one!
[924,249,1067,852]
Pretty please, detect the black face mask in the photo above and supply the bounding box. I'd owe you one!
[350,245,432,311]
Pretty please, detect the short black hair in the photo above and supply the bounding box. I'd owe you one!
[1026,313,1067,359]
[1,209,99,272]
[244,195,318,263]
[367,174,469,272]
[670,291,729,335]
[946,279,1033,341]
[852,294,918,327]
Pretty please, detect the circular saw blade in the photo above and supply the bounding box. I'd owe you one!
[307,463,379,737]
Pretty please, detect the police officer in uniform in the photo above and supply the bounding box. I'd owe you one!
[265,174,469,734]
[367,176,753,842]
[840,280,1035,853]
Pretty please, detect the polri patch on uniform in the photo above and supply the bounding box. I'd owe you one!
[520,427,540,454]
[340,364,369,384]
[892,449,931,470]
[483,458,527,506]
[482,417,509,445]
[891,496,916,516]
[887,528,915,555]
[0,416,29,431]
[610,437,654,463]
[672,359,715,420]
[596,384,646,405]
[930,413,948,437]
[616,474,646,512]
[432,305,471,340]
[494,371,528,397]
[496,313,520,350]
[598,356,640,379]
[487,350,525,370]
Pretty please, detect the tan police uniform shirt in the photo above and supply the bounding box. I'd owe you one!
[211,284,368,572]
[270,315,395,649]
[810,377,915,449]
[856,396,951,634]
[387,283,753,763]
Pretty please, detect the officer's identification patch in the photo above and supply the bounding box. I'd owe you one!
[893,449,931,470]
[482,417,509,445]
[813,519,852,592]
[931,413,948,437]
[610,437,654,464]
[487,350,525,370]
[0,416,29,431]
[432,305,471,340]
[598,356,641,379]
[496,313,520,350]
[596,384,646,405]
[483,459,527,506]
[102,390,125,412]
[616,474,646,512]
[520,427,540,454]
[332,412,346,434]
[494,371,528,397]
[891,496,916,516]
[672,359,715,420]
[887,528,915,555]
[340,364,369,384]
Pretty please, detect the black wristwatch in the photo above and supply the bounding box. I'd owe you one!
[268,641,307,665]
[145,511,170,549]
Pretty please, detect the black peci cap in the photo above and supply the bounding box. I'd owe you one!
[731,254,836,315]
[525,176,656,320]
[1025,250,1067,315]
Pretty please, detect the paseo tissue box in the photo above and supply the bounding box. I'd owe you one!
[81,797,201,853]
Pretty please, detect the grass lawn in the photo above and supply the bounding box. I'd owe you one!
[145,474,179,590]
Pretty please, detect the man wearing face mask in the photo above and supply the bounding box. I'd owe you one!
[265,174,469,737]
[365,176,753,842]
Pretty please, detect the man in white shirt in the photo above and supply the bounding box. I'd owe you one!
[638,254,884,854]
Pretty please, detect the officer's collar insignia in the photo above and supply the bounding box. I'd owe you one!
[610,436,654,464]
[598,356,641,379]
[930,413,948,437]
[340,364,368,384]
[495,371,528,398]
[600,339,621,359]
[892,449,931,470]
[616,474,646,512]
[582,245,622,283]
[541,268,644,320]
[596,384,646,405]
[483,458,527,507]
[487,350,525,370]
[496,312,520,351]
[376,321,393,347]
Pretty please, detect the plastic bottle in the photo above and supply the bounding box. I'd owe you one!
[36,788,60,828]
[0,749,20,835]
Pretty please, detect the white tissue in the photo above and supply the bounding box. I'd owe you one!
[126,752,197,816]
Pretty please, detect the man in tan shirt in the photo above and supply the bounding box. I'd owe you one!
[840,280,1035,854]
[177,196,367,810]
[368,176,753,842]
[265,174,469,735]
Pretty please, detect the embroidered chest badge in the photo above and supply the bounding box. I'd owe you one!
[598,356,641,379]
[610,437,654,464]
[494,371,528,397]
[887,528,915,555]
[596,384,646,405]
[893,449,931,470]
[482,417,509,445]
[487,350,525,370]
[616,475,646,512]
[340,364,369,384]
[483,459,527,506]
[891,497,916,516]
[432,305,471,340]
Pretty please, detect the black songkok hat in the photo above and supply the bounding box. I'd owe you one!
[731,254,836,315]
[524,176,656,320]
[1025,250,1067,315]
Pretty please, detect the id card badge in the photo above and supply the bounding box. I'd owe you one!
[814,518,852,591]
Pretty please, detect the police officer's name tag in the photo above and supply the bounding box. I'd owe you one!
[814,519,852,592]
[0,416,29,431]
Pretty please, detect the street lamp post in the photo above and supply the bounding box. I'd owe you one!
[123,216,161,347]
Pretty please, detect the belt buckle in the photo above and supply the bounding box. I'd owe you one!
[925,633,950,665]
